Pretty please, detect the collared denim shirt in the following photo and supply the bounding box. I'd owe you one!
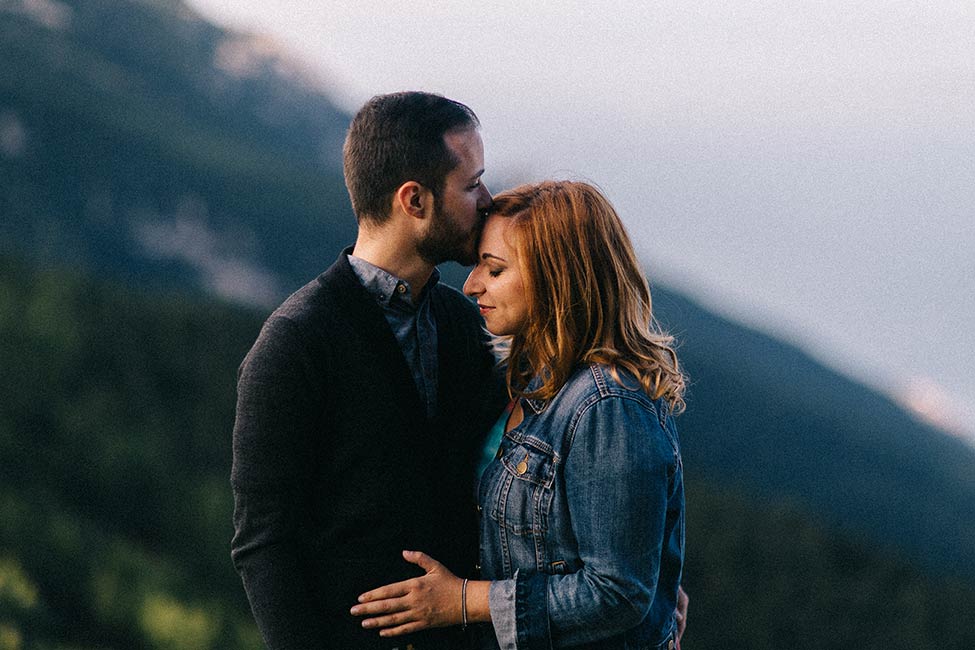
[477,364,684,650]
[347,254,440,418]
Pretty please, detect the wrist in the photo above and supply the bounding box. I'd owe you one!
[463,580,492,624]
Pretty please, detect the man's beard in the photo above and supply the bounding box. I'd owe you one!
[416,194,479,266]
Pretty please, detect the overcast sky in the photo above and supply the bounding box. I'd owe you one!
[186,0,975,437]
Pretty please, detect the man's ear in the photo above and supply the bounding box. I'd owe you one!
[393,181,433,219]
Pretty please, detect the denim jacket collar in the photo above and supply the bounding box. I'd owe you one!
[520,373,549,415]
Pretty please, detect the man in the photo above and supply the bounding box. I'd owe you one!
[231,92,504,649]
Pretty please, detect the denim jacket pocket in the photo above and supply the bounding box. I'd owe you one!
[499,434,556,488]
[491,436,556,536]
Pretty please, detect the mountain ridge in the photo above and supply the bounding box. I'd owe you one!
[1,0,356,306]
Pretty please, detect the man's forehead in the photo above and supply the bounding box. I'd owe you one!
[444,128,482,152]
[445,129,484,174]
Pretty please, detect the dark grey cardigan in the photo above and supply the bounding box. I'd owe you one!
[231,251,503,649]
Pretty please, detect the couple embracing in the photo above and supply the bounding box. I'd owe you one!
[231,91,688,650]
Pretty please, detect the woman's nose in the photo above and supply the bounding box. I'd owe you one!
[463,269,483,297]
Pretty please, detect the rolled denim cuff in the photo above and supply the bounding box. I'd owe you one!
[489,569,553,649]
[489,576,518,649]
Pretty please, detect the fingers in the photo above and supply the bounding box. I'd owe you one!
[351,551,455,637]
[357,581,411,604]
[355,549,445,603]
[353,601,430,637]
[351,596,408,617]
[402,549,443,573]
[676,585,689,640]
[360,609,418,632]
[376,621,427,638]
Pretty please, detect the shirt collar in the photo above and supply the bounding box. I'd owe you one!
[347,254,440,309]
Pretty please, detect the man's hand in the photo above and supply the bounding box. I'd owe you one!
[676,584,689,642]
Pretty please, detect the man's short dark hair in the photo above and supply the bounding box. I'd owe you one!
[343,91,480,224]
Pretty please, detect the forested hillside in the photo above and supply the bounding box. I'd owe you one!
[0,255,262,648]
[2,254,974,649]
[652,288,975,582]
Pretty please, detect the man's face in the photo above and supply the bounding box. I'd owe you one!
[416,128,492,266]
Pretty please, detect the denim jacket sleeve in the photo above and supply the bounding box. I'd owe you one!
[489,393,678,649]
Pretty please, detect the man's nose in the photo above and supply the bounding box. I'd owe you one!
[477,184,492,210]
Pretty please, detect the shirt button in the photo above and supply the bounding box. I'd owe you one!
[396,283,407,294]
[476,504,482,513]
[475,563,481,572]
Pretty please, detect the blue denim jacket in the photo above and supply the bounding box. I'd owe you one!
[477,364,684,649]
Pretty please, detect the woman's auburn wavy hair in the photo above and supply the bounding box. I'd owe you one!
[493,180,686,414]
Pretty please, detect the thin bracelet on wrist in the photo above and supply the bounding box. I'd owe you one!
[461,578,469,630]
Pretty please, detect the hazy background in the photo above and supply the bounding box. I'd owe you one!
[3,1,975,648]
[188,0,975,439]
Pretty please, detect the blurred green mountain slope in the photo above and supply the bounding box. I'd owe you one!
[652,288,975,582]
[2,253,974,649]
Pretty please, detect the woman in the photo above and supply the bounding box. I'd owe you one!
[351,181,686,649]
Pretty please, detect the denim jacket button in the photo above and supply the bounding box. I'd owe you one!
[515,460,528,475]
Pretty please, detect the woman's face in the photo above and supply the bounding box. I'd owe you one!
[463,214,529,336]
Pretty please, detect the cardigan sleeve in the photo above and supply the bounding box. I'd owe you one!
[230,315,327,649]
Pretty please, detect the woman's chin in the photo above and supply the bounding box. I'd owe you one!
[483,321,508,336]
[486,323,523,338]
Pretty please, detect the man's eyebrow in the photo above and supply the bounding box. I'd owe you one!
[471,169,485,181]
[481,252,506,262]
